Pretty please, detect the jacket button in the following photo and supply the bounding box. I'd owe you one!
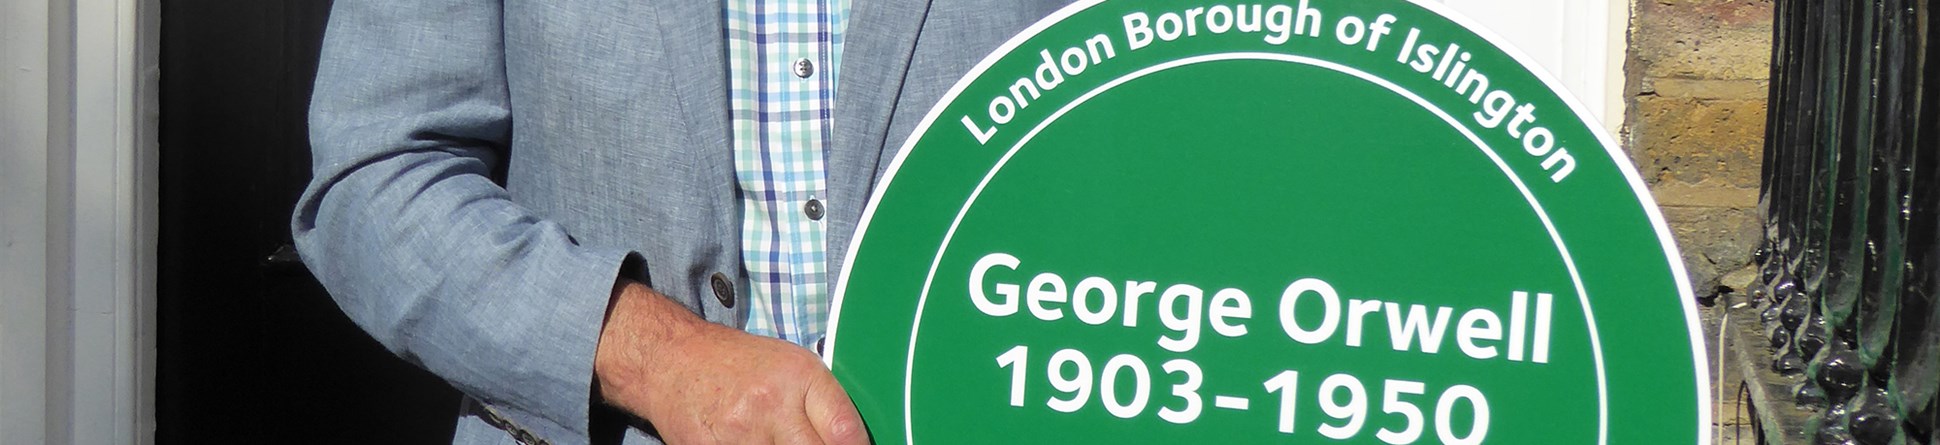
[804,198,825,221]
[710,272,736,308]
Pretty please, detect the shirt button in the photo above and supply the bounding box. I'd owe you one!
[710,272,736,308]
[804,199,825,221]
[793,58,815,78]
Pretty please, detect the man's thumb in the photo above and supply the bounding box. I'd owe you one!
[804,375,871,445]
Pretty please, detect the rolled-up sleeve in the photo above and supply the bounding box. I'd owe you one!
[292,0,630,443]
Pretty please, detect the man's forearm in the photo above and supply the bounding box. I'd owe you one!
[592,278,870,444]
[594,279,704,414]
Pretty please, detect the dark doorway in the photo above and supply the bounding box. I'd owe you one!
[157,0,460,443]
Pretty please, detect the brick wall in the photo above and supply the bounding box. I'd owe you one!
[1625,0,1773,299]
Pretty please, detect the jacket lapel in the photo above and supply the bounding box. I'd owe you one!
[828,0,936,276]
[649,0,744,323]
[652,0,735,207]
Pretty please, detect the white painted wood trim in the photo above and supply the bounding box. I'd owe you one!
[1,0,158,442]
[1562,0,1627,135]
[72,0,159,441]
[1605,0,1630,136]
[1563,1,1603,130]
[0,0,56,442]
[1433,0,1626,134]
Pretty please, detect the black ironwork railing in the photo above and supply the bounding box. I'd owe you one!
[1757,0,1938,443]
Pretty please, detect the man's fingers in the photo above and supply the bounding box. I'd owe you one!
[803,374,870,445]
[773,413,825,445]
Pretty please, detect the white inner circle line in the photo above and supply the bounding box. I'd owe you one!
[896,52,1609,444]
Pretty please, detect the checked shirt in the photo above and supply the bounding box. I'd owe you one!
[726,0,851,348]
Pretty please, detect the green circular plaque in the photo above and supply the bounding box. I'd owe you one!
[826,1,1708,443]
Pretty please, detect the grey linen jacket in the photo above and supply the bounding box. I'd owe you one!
[294,0,1071,443]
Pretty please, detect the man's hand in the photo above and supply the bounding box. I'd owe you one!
[595,279,869,445]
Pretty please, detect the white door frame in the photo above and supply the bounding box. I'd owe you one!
[0,0,159,442]
[1585,0,1630,135]
[1437,0,1629,134]
[1561,0,1631,135]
